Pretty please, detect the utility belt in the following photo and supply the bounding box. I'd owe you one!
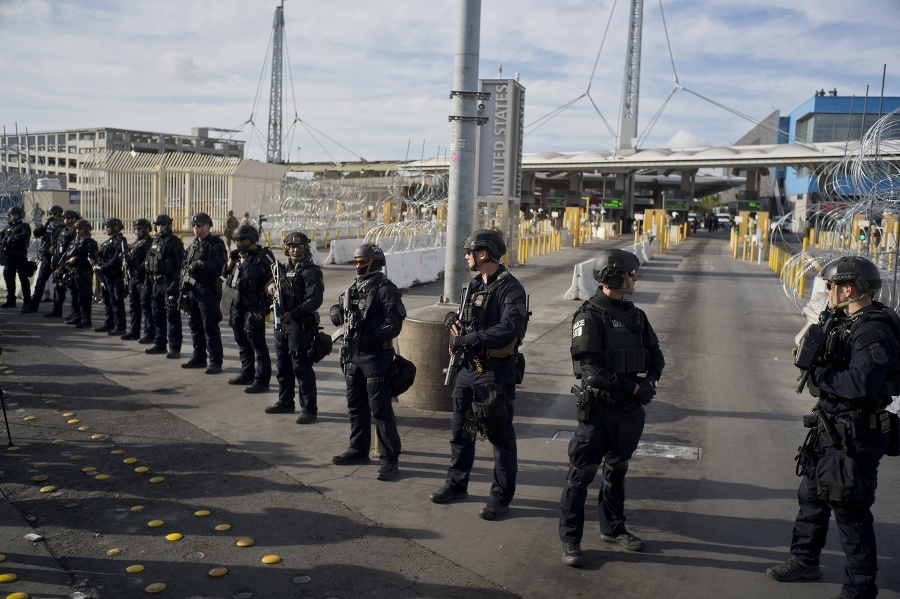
[804,409,891,443]
[150,273,171,285]
[465,353,515,373]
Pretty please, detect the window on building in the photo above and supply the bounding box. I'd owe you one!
[795,117,811,143]
[68,173,77,183]
[68,159,77,168]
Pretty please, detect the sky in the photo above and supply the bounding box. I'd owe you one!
[2,0,899,164]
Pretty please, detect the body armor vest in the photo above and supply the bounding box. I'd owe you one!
[146,234,178,278]
[571,301,649,375]
[126,236,151,276]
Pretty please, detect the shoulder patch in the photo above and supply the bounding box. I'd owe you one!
[869,345,891,365]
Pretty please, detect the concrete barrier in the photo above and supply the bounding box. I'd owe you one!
[384,247,446,289]
[562,240,655,301]
[325,238,363,264]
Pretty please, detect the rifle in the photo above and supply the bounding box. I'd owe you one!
[443,283,473,387]
[271,261,283,331]
[795,305,837,394]
[173,242,200,312]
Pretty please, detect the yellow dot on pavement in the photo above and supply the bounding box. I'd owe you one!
[90,434,107,440]
[193,510,210,517]
[126,565,144,573]
[134,467,149,474]
[235,538,255,547]
[207,567,228,577]
[51,440,65,445]
[39,486,56,493]
[261,555,282,565]
[122,458,137,465]
[110,450,125,455]
[147,520,164,528]
[214,524,231,531]
[144,583,166,594]
[6,592,28,599]
[70,455,85,462]
[95,474,110,481]
[130,505,145,512]
[149,477,164,484]
[44,399,57,404]
[6,447,19,452]
[165,533,183,542]
[67,419,80,424]
[0,555,5,562]
[81,467,96,473]
[62,412,75,417]
[22,416,36,421]
[31,463,47,469]
[31,475,48,482]
[0,573,17,582]
[24,516,36,523]
[4,370,14,375]
[106,548,124,556]
[77,426,91,431]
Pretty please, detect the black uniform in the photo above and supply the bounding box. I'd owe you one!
[145,231,184,353]
[443,265,528,508]
[62,234,99,326]
[0,219,32,307]
[273,255,324,414]
[337,271,405,466]
[224,245,276,386]
[559,290,664,546]
[51,227,76,317]
[25,218,65,311]
[182,233,227,367]
[96,234,128,332]
[791,303,897,599]
[124,233,155,340]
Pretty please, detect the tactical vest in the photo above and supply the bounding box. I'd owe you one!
[460,270,527,358]
[98,236,126,278]
[146,234,178,278]
[237,247,276,306]
[848,303,900,402]
[282,259,319,313]
[126,236,151,273]
[571,299,650,375]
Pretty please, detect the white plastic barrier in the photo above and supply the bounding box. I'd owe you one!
[384,246,446,289]
[325,238,365,264]
[563,240,654,301]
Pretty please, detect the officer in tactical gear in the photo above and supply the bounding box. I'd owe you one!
[121,218,155,342]
[223,224,276,393]
[430,229,528,521]
[61,220,99,328]
[264,231,324,421]
[329,243,405,481]
[180,212,227,374]
[144,214,184,359]
[22,205,64,313]
[0,205,32,308]
[46,210,80,318]
[559,249,664,567]
[93,217,128,335]
[767,256,896,599]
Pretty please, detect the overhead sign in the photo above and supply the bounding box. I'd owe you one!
[476,79,525,199]
[665,199,689,211]
[602,198,624,208]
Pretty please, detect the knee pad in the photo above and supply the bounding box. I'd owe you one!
[567,464,599,493]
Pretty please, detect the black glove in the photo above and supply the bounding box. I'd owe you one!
[581,365,603,391]
[189,261,202,276]
[635,378,656,405]
[329,304,344,327]
[443,311,459,331]
[449,334,467,351]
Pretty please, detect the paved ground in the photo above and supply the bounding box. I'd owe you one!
[0,232,898,599]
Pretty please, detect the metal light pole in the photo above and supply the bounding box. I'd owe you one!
[443,0,484,303]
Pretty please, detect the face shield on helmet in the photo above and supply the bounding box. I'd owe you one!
[592,249,641,290]
[353,244,385,278]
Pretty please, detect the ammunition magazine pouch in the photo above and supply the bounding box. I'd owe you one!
[814,411,870,509]
[220,284,240,315]
[308,330,333,364]
[471,382,510,438]
[603,403,645,459]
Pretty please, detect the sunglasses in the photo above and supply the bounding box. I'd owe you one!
[826,281,839,290]
[192,223,207,228]
[354,259,372,265]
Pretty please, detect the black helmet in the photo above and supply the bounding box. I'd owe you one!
[463,229,506,259]
[7,206,24,217]
[234,224,259,244]
[283,231,310,255]
[153,214,172,227]
[62,209,80,220]
[191,212,213,227]
[74,219,92,231]
[133,218,151,230]
[353,243,386,277]
[820,256,882,294]
[104,217,124,233]
[592,249,641,289]
[48,205,63,215]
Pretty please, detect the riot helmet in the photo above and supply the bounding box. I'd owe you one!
[153,213,173,228]
[7,206,24,219]
[104,217,124,234]
[62,209,80,220]
[48,205,63,216]
[191,212,213,227]
[234,224,259,245]
[283,231,310,256]
[820,256,882,294]
[353,243,385,278]
[463,229,506,260]
[74,219,92,232]
[592,249,641,289]
[133,218,151,230]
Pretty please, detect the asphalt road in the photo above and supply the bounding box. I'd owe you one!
[0,231,897,599]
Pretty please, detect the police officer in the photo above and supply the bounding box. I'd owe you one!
[430,229,528,521]
[93,218,128,335]
[329,244,405,481]
[121,218,155,342]
[265,232,324,421]
[144,214,184,359]
[22,205,64,313]
[559,249,664,567]
[223,224,276,393]
[61,220,99,328]
[180,212,227,374]
[47,210,79,318]
[767,256,896,599]
[0,205,32,308]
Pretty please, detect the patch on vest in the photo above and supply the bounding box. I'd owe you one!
[869,345,890,365]
[572,318,586,339]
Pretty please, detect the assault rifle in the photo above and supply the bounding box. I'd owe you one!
[795,305,837,394]
[443,283,473,387]
[173,243,200,312]
[271,261,284,331]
